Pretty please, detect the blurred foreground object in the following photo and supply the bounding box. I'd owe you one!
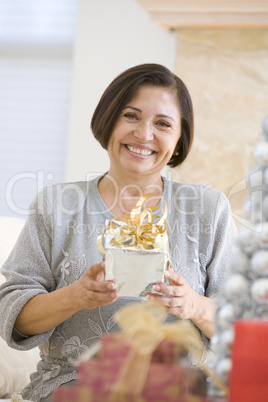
[52,301,227,401]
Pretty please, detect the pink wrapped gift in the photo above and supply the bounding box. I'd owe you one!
[77,335,188,402]
[53,302,220,402]
[52,386,92,401]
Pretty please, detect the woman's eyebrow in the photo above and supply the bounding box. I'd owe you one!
[123,105,141,112]
[123,106,175,122]
[156,113,175,122]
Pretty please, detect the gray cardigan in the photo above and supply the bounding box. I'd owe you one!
[0,175,237,401]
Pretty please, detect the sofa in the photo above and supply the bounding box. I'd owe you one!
[0,216,40,401]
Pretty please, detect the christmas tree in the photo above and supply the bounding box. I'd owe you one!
[208,114,268,394]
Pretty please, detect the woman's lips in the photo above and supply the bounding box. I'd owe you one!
[124,144,155,156]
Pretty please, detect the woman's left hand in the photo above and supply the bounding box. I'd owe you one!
[147,267,215,339]
[148,268,199,320]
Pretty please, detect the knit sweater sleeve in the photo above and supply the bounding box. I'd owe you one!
[205,190,238,298]
[0,187,56,350]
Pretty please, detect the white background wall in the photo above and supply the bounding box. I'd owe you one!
[0,0,176,217]
[0,0,78,217]
[65,0,177,182]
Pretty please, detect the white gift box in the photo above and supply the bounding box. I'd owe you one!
[105,247,168,298]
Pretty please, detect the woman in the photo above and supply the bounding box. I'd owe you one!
[0,63,237,401]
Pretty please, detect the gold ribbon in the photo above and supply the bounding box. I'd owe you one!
[97,193,169,254]
[109,301,228,401]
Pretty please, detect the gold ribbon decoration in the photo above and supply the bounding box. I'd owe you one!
[109,301,228,401]
[97,193,169,254]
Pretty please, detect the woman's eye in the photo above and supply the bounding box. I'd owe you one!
[123,112,138,120]
[156,120,171,128]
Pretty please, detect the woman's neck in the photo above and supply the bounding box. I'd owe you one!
[98,171,164,216]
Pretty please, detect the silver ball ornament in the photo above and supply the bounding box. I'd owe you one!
[250,250,268,276]
[251,278,268,302]
[238,226,258,254]
[255,222,268,249]
[222,274,248,300]
[219,328,235,355]
[230,251,249,274]
[217,303,236,328]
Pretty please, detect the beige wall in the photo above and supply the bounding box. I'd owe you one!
[169,29,268,224]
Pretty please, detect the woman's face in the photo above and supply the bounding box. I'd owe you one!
[107,84,181,179]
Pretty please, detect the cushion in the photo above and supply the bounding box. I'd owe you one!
[0,216,26,279]
[0,336,40,398]
[0,216,40,398]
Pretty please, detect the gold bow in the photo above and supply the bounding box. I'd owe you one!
[109,301,228,401]
[97,193,169,254]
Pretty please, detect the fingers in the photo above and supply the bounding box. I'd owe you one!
[82,285,117,302]
[147,292,190,319]
[152,283,184,297]
[165,269,185,286]
[75,282,118,310]
[87,260,106,280]
[147,268,197,320]
[74,261,118,310]
[82,261,109,291]
[146,268,190,318]
[150,269,187,297]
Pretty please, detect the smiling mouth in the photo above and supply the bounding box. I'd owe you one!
[125,144,154,156]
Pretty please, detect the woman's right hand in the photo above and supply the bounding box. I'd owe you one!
[15,261,118,336]
[71,260,118,310]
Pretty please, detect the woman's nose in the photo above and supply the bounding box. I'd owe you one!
[133,121,154,142]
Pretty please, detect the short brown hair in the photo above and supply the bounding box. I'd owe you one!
[91,63,194,167]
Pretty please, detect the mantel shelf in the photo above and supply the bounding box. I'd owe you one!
[136,0,268,29]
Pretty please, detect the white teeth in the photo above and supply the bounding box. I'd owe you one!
[126,145,153,156]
